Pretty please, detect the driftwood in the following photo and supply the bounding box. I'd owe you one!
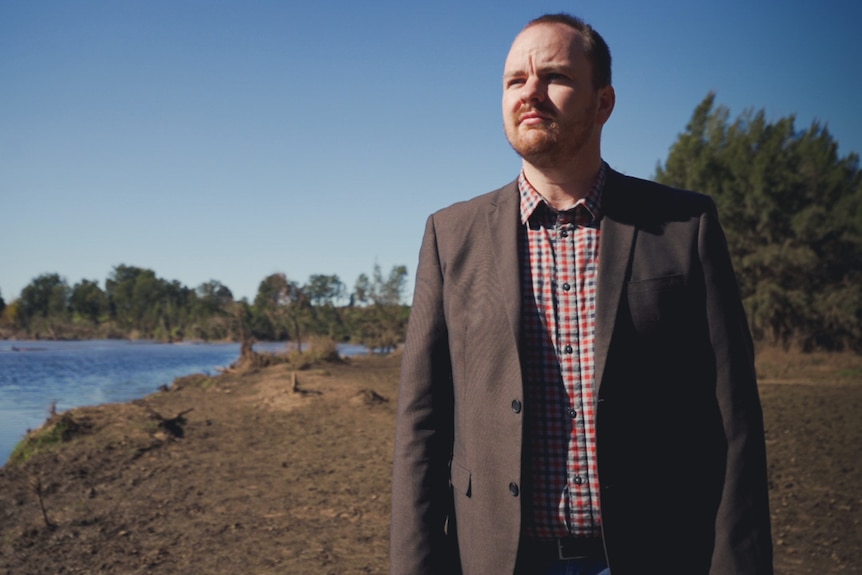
[290,372,322,396]
[138,404,194,438]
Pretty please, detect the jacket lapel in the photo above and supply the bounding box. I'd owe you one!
[595,170,636,392]
[485,173,635,392]
[487,182,522,347]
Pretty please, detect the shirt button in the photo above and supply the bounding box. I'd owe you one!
[565,345,573,354]
[561,230,568,238]
[568,408,577,419]
[574,476,583,485]
[509,482,520,497]
[562,283,571,291]
[511,399,522,414]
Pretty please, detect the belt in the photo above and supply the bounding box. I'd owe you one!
[521,536,606,561]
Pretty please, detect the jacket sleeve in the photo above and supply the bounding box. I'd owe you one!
[700,201,774,574]
[390,214,460,575]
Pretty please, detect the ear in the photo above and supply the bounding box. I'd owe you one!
[595,85,615,126]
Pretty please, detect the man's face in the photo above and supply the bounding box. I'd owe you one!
[502,23,612,168]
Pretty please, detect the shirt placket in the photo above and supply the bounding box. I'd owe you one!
[519,167,606,539]
[579,213,601,532]
[557,208,596,535]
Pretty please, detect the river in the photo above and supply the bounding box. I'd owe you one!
[0,339,366,464]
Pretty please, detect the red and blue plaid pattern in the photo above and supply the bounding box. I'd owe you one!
[519,165,605,539]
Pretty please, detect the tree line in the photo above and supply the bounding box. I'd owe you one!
[2,95,860,352]
[656,94,862,352]
[0,264,410,352]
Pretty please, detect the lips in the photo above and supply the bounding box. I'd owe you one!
[519,112,552,126]
[517,106,553,125]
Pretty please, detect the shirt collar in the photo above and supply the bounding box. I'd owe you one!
[518,162,606,225]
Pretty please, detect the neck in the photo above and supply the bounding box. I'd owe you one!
[522,153,603,211]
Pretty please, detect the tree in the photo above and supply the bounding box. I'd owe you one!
[153,280,193,341]
[189,280,235,340]
[352,264,408,307]
[251,273,312,346]
[104,265,194,340]
[305,274,347,339]
[655,93,862,350]
[105,265,155,331]
[305,274,346,307]
[19,273,70,327]
[0,298,21,329]
[350,264,410,352]
[252,273,290,340]
[195,280,234,313]
[69,279,108,325]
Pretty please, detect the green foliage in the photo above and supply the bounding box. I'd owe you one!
[189,280,235,341]
[284,335,342,367]
[345,304,410,353]
[656,93,862,350]
[305,274,346,307]
[349,264,410,352]
[16,273,71,337]
[19,273,69,324]
[70,279,108,325]
[0,299,21,330]
[9,413,81,466]
[252,273,296,341]
[3,264,411,348]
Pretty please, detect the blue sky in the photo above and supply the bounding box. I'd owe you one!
[2,0,860,303]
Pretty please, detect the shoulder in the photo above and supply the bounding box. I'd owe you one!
[428,180,519,230]
[604,168,716,224]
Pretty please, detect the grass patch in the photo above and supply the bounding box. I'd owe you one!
[8,412,89,466]
[756,346,862,383]
[170,373,218,391]
[286,336,343,369]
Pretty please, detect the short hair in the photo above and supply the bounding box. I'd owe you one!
[524,13,612,89]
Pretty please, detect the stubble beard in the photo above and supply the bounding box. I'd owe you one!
[507,118,596,169]
[507,122,563,168]
[505,99,598,169]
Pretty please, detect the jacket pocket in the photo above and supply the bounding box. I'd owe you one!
[626,274,685,335]
[450,458,472,498]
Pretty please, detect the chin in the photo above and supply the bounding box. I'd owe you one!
[512,137,559,160]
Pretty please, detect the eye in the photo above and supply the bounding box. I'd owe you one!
[506,77,526,88]
[545,72,568,82]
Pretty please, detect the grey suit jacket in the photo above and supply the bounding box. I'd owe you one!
[390,168,773,575]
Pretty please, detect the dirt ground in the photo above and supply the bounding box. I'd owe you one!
[0,349,860,574]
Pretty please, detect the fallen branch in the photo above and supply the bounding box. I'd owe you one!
[137,404,194,438]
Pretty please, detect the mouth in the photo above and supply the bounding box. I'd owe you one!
[518,109,553,126]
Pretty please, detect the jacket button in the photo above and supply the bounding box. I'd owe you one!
[511,400,522,413]
[509,482,519,497]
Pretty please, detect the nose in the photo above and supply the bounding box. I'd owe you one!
[521,75,546,103]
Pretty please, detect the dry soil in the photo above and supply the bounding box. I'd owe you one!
[0,349,859,574]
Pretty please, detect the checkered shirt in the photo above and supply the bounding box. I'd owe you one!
[519,164,605,539]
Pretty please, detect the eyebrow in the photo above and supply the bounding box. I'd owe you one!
[504,63,573,80]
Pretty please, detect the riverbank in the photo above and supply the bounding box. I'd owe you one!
[1,349,860,574]
[0,339,307,464]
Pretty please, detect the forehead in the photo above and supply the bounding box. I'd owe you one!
[504,23,588,72]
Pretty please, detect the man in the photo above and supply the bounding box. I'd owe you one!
[391,13,773,575]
